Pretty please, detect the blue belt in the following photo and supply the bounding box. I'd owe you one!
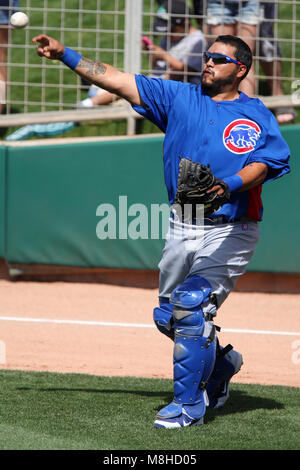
[171,210,257,225]
[203,216,257,225]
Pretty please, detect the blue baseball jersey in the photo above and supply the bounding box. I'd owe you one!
[132,75,290,221]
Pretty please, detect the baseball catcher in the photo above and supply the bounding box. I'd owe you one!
[33,27,290,430]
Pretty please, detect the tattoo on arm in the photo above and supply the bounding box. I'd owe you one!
[77,57,107,77]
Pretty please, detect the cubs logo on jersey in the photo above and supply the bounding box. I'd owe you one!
[223,119,261,154]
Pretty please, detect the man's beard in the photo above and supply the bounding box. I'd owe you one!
[200,69,237,95]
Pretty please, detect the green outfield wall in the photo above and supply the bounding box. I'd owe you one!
[1,125,299,274]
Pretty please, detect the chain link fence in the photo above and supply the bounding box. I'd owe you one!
[0,0,299,131]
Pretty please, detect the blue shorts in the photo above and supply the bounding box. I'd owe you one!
[0,0,19,24]
[206,1,260,26]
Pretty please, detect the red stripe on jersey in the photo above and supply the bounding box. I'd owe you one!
[246,185,263,221]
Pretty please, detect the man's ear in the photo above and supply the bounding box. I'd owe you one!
[237,64,248,79]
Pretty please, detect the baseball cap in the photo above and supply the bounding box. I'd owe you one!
[153,0,192,33]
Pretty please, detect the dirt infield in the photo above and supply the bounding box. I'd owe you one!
[0,270,299,388]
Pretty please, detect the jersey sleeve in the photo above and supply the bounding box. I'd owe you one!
[132,75,181,132]
[247,112,290,183]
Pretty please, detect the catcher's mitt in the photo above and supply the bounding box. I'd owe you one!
[174,157,230,216]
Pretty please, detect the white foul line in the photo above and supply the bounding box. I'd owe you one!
[0,316,153,329]
[0,315,299,337]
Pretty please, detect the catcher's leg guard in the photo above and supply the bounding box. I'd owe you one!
[154,275,217,429]
[153,298,174,341]
[206,341,243,408]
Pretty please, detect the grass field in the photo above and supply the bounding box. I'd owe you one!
[2,0,300,140]
[0,369,299,450]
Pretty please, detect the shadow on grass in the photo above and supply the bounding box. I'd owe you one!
[17,386,283,422]
[17,386,172,401]
[151,388,284,423]
[205,389,284,423]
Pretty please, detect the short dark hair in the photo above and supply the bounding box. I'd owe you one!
[214,35,252,81]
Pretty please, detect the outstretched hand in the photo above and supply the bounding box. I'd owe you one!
[32,35,65,60]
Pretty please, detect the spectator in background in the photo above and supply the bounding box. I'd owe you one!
[148,0,206,85]
[79,0,206,108]
[193,1,297,124]
[7,0,206,139]
[205,0,260,96]
[0,0,19,114]
[259,1,297,124]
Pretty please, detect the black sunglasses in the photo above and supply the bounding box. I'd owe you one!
[203,51,244,66]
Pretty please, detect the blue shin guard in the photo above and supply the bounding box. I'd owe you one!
[153,299,174,341]
[154,275,217,428]
[206,342,243,408]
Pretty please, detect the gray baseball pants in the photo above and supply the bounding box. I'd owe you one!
[158,218,260,315]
